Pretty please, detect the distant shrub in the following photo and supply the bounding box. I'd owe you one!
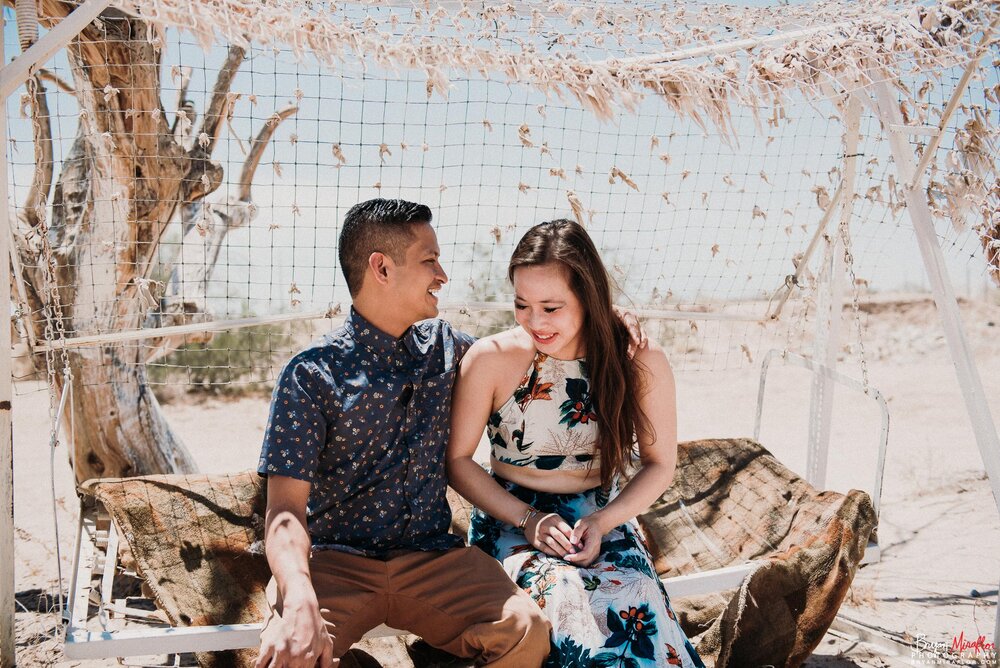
[148,319,314,400]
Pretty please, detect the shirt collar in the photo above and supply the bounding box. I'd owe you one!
[345,307,419,360]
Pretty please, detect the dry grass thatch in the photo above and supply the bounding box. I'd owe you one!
[107,0,996,125]
[102,0,999,275]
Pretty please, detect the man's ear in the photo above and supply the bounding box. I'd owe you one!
[367,251,393,287]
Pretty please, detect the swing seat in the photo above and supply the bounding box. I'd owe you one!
[65,436,876,667]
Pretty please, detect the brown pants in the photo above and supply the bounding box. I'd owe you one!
[265,546,551,667]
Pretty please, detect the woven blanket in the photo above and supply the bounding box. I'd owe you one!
[81,472,270,668]
[636,438,877,667]
[82,438,876,668]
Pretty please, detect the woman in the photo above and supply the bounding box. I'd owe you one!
[446,220,704,668]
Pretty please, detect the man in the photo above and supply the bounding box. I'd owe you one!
[255,199,551,668]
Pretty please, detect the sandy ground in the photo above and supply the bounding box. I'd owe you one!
[9,293,1000,666]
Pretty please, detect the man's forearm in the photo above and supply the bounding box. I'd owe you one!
[265,509,317,604]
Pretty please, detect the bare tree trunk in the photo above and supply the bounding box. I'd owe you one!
[17,5,244,482]
[46,10,198,481]
[8,5,294,482]
[46,126,189,480]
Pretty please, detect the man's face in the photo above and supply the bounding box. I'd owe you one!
[387,222,448,324]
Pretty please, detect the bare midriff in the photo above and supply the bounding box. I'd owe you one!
[491,457,602,493]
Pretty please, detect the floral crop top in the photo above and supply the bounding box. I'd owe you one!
[488,351,600,471]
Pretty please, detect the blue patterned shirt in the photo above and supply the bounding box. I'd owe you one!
[257,308,474,557]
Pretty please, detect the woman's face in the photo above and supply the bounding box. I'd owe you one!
[512,263,586,360]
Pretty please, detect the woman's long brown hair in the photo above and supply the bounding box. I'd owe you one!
[509,219,651,489]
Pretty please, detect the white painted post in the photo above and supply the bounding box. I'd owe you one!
[807,221,842,488]
[806,95,862,489]
[0,14,15,668]
[871,79,1000,512]
[871,78,1000,664]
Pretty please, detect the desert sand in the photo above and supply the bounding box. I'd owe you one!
[9,294,1000,666]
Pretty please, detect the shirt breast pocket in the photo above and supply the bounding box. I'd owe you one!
[420,369,454,394]
[415,370,455,422]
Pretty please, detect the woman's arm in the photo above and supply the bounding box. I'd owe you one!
[446,338,578,558]
[565,344,678,565]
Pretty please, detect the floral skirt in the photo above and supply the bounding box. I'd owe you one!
[469,476,704,668]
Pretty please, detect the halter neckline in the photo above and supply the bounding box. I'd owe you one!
[536,350,586,364]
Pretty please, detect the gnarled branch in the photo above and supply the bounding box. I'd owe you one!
[37,68,74,94]
[10,73,55,361]
[145,104,298,364]
[19,75,52,230]
[177,45,246,207]
[238,104,298,201]
[198,44,245,155]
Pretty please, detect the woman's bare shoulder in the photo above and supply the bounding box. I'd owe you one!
[633,340,674,377]
[463,327,536,369]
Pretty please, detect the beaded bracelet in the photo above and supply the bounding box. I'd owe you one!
[517,506,539,531]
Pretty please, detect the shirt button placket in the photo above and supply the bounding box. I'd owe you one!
[394,352,414,538]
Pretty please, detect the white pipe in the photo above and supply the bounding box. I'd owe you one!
[808,94,862,489]
[0,0,113,100]
[870,80,1000,509]
[807,225,842,489]
[598,21,858,70]
[33,307,343,353]
[31,301,769,353]
[0,16,16,668]
[456,302,766,322]
[767,180,846,321]
[907,16,1000,191]
[872,75,1000,668]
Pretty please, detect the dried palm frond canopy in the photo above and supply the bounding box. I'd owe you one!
[110,0,999,267]
[116,2,990,115]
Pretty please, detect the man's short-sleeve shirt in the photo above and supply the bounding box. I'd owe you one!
[257,307,475,557]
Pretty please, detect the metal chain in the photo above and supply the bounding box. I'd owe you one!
[22,72,75,623]
[836,213,871,393]
[24,74,75,444]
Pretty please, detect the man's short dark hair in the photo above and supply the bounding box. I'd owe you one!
[339,199,433,296]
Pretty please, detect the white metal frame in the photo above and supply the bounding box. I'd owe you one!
[867,70,1000,661]
[64,503,273,660]
[805,93,862,491]
[754,348,886,567]
[62,495,775,661]
[0,4,997,667]
[30,302,768,354]
[867,77,1000,514]
[755,349,890,521]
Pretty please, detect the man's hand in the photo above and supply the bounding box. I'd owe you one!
[259,476,333,668]
[612,305,648,358]
[255,594,334,668]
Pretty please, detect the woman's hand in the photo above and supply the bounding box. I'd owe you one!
[524,512,578,558]
[563,515,605,567]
